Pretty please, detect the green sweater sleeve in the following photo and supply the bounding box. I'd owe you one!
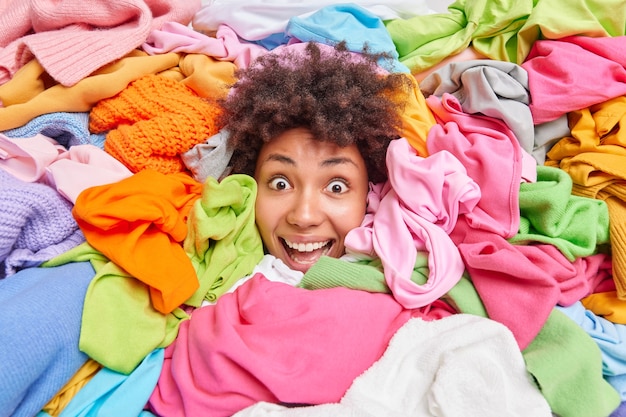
[299,255,391,293]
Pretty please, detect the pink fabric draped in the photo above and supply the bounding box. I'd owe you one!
[148,274,416,417]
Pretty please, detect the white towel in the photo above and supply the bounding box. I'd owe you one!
[233,314,552,417]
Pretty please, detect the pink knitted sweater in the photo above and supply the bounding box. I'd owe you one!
[0,0,201,87]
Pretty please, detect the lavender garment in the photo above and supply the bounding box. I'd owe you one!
[0,169,84,277]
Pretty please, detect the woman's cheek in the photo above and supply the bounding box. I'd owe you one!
[331,196,367,234]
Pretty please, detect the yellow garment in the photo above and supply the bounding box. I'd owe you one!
[546,96,626,298]
[582,291,626,325]
[158,53,236,99]
[0,50,181,131]
[398,74,436,157]
[41,359,102,416]
[0,57,51,106]
[545,97,626,164]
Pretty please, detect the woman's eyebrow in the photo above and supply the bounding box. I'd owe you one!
[320,157,359,168]
[262,154,358,168]
[264,153,296,165]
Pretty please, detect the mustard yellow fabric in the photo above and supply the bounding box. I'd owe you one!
[546,96,626,298]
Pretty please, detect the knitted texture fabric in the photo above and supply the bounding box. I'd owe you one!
[0,0,201,87]
[0,169,84,278]
[89,74,223,174]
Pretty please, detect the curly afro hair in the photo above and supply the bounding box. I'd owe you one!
[219,41,412,184]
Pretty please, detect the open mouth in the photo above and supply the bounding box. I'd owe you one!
[281,238,332,266]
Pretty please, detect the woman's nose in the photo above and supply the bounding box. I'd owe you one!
[286,191,323,228]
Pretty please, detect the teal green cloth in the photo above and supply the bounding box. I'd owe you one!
[183,174,264,306]
[384,0,623,74]
[509,165,610,260]
[35,349,164,417]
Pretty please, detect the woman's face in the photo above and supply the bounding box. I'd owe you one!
[254,127,369,273]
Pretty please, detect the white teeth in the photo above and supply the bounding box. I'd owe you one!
[284,239,330,252]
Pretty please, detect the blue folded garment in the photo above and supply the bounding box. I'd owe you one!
[0,261,95,417]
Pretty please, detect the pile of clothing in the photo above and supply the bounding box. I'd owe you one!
[2,1,626,416]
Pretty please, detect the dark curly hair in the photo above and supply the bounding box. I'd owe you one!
[218,41,411,184]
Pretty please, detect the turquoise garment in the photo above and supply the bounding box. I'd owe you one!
[36,349,163,417]
[558,302,626,399]
[286,4,410,73]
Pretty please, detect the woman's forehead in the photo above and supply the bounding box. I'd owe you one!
[255,128,364,170]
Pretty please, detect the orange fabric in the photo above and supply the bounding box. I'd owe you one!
[89,73,223,174]
[581,291,626,325]
[73,170,203,314]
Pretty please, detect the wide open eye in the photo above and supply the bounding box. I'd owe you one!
[268,176,292,191]
[326,179,349,194]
